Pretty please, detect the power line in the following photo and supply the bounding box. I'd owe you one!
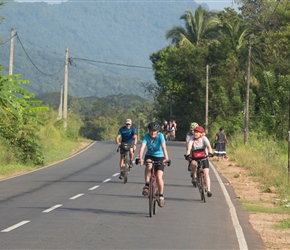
[71,57,152,70]
[0,34,17,46]
[16,33,65,76]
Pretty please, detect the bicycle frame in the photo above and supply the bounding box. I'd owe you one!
[196,159,207,203]
[117,143,133,184]
[145,160,171,217]
[147,161,159,217]
[189,156,208,203]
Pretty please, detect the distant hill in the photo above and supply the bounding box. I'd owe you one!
[0,0,212,97]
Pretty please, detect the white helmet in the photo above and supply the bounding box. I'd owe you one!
[164,121,168,124]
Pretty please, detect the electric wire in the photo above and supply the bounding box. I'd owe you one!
[16,33,65,76]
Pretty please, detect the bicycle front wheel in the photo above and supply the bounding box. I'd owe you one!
[200,175,206,203]
[149,178,154,217]
[123,151,129,184]
[153,187,158,215]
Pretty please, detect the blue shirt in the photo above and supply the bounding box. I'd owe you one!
[142,132,165,157]
[117,126,137,143]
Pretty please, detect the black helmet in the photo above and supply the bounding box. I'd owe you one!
[148,122,160,131]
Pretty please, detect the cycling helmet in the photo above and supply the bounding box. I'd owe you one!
[164,121,168,124]
[148,122,160,131]
[193,126,204,133]
[190,122,199,129]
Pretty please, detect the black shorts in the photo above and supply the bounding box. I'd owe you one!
[144,155,165,172]
[201,159,210,169]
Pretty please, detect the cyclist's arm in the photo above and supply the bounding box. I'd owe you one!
[138,142,146,165]
[206,142,213,155]
[161,142,169,162]
[186,139,192,156]
[132,134,138,149]
[115,134,121,145]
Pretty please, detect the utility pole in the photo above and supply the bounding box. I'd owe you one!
[170,95,172,121]
[244,36,251,144]
[288,90,290,182]
[205,64,209,134]
[63,47,68,131]
[8,28,15,75]
[57,84,63,120]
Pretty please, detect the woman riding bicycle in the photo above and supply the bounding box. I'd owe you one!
[138,122,169,207]
[185,126,213,197]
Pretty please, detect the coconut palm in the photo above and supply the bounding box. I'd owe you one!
[165,6,221,47]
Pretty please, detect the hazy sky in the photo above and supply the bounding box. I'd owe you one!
[200,0,238,10]
[14,0,238,10]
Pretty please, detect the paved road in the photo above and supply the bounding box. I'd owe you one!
[0,141,265,249]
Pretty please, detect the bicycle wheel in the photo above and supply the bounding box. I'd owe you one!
[153,186,158,215]
[149,177,154,217]
[200,175,206,203]
[123,151,129,184]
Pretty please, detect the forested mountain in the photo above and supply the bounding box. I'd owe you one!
[0,0,212,97]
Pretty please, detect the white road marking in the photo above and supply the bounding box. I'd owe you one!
[210,161,248,250]
[69,194,84,200]
[1,220,30,232]
[89,185,100,190]
[112,173,119,177]
[103,178,111,183]
[42,204,63,213]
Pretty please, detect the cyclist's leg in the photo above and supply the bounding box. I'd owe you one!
[154,157,165,207]
[202,160,212,197]
[191,160,198,178]
[142,156,152,195]
[119,149,125,170]
[156,169,164,194]
[118,151,125,179]
[129,147,134,167]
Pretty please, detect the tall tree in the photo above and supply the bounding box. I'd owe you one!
[165,6,221,47]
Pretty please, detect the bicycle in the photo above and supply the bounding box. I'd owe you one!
[185,150,212,203]
[117,142,133,184]
[195,158,207,202]
[135,159,171,217]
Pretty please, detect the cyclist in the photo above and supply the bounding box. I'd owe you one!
[185,126,213,197]
[185,122,199,172]
[115,119,137,180]
[169,120,177,140]
[186,122,199,151]
[161,121,170,140]
[137,122,169,207]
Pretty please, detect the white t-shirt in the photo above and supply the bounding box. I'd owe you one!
[188,136,210,155]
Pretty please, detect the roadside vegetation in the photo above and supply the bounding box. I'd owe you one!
[225,132,290,229]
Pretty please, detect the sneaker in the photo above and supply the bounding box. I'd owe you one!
[207,191,212,197]
[191,177,197,187]
[119,172,124,180]
[129,160,133,168]
[159,196,165,207]
[142,186,148,196]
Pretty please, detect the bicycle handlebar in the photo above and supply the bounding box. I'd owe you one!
[116,144,135,153]
[135,158,171,167]
[184,153,213,161]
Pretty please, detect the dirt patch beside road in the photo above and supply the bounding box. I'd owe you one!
[213,157,290,250]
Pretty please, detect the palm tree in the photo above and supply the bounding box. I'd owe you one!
[165,6,221,47]
[222,20,251,59]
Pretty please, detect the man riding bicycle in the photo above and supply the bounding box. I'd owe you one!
[138,122,169,207]
[185,126,213,197]
[115,119,137,180]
